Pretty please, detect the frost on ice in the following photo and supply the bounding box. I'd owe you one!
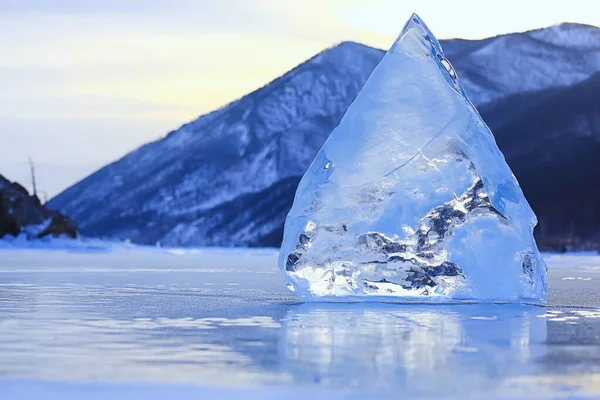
[279,14,547,303]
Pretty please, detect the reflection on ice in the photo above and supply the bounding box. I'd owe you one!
[282,304,546,395]
[1,278,600,397]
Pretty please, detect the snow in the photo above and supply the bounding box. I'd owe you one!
[0,243,598,399]
[528,23,600,49]
[280,14,545,302]
[452,23,600,106]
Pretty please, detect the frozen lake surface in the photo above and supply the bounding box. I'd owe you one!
[0,246,599,399]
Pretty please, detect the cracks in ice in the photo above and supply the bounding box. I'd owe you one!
[285,178,508,296]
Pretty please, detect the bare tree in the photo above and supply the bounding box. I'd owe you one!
[38,190,48,205]
[28,156,37,197]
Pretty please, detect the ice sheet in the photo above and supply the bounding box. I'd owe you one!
[0,247,598,399]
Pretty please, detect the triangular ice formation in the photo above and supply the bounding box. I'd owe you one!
[279,14,547,303]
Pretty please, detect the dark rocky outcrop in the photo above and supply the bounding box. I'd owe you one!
[0,175,78,240]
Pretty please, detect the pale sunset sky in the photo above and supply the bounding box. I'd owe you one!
[1,0,599,197]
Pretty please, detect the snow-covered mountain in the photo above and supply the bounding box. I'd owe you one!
[49,23,600,247]
[442,23,600,105]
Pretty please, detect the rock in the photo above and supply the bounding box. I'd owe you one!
[0,175,78,240]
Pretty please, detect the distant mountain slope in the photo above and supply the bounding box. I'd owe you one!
[444,23,600,105]
[49,23,600,247]
[50,41,384,246]
[479,73,600,245]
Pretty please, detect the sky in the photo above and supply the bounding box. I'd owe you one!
[1,0,600,198]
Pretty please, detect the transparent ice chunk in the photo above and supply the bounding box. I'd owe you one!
[278,14,547,303]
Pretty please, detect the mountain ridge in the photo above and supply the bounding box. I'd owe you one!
[49,23,600,247]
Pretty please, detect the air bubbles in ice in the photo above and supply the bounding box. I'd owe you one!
[440,57,457,79]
